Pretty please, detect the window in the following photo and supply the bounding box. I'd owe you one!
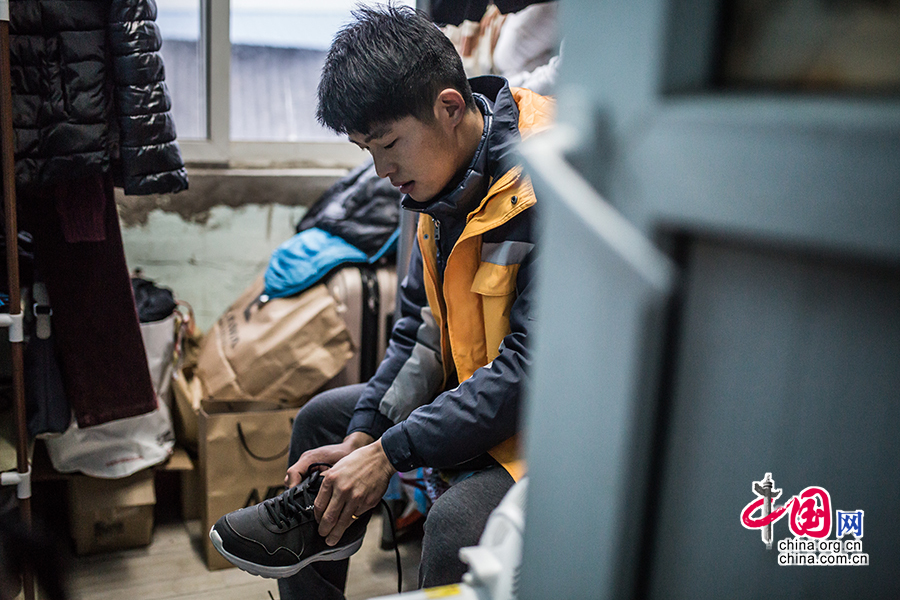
[155,0,415,168]
[157,0,205,140]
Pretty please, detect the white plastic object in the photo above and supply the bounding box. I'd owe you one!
[0,312,24,342]
[32,281,53,340]
[458,478,528,600]
[1,467,32,500]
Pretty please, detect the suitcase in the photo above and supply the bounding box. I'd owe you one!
[323,264,398,388]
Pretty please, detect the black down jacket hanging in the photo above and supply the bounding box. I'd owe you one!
[9,0,188,195]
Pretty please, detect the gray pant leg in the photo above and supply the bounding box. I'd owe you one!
[278,384,365,600]
[418,465,515,588]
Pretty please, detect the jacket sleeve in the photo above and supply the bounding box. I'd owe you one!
[346,237,445,443]
[379,239,537,472]
[108,0,189,195]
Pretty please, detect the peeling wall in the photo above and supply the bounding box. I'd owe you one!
[118,169,345,332]
[116,168,345,227]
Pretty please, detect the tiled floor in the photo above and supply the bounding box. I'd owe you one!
[63,516,421,600]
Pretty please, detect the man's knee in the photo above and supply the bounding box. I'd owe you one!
[291,393,332,437]
[422,495,475,551]
[288,384,364,462]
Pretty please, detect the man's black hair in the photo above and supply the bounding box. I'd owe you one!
[316,4,476,135]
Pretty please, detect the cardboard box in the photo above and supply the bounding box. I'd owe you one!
[163,446,201,521]
[68,469,156,555]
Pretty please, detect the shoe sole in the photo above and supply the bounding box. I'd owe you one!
[209,526,365,579]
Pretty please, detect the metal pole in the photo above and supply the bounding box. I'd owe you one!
[0,1,36,598]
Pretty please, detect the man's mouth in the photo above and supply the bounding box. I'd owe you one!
[396,181,414,194]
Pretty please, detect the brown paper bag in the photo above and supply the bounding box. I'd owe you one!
[198,400,298,570]
[171,301,204,454]
[196,276,354,406]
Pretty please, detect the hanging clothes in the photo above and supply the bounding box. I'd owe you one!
[7,0,189,427]
[20,175,158,427]
[9,0,188,194]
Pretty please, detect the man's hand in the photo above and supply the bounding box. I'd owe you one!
[314,438,396,546]
[285,432,374,488]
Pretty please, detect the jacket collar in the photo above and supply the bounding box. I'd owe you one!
[402,76,521,222]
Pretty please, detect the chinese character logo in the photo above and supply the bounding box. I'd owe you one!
[836,510,864,539]
[741,472,785,549]
[741,474,868,566]
[741,474,833,547]
[787,486,831,539]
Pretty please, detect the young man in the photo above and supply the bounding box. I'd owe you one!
[210,6,553,598]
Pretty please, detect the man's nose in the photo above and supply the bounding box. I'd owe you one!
[372,156,395,179]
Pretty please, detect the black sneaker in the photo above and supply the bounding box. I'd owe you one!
[209,469,371,578]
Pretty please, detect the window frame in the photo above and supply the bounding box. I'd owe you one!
[176,0,368,169]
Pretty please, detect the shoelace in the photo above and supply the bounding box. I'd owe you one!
[263,471,320,529]
[380,498,402,594]
[262,463,404,593]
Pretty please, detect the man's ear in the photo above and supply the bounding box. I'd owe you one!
[434,88,467,128]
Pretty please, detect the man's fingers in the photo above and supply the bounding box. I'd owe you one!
[314,475,334,524]
[286,460,316,488]
[325,504,359,547]
[304,439,392,544]
[315,475,363,545]
[285,463,304,488]
[317,494,344,541]
[287,449,338,490]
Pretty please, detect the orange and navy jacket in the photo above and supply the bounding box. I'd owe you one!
[346,76,554,481]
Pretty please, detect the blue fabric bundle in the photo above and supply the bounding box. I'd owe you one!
[264,226,399,299]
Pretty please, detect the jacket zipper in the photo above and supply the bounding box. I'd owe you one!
[432,218,445,278]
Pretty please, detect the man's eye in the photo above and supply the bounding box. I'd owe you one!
[384,139,397,149]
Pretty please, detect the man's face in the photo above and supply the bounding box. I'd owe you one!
[348,115,460,204]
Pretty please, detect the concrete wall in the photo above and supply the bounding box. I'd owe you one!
[118,169,345,332]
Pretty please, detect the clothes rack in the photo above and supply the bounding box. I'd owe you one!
[0,1,36,599]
